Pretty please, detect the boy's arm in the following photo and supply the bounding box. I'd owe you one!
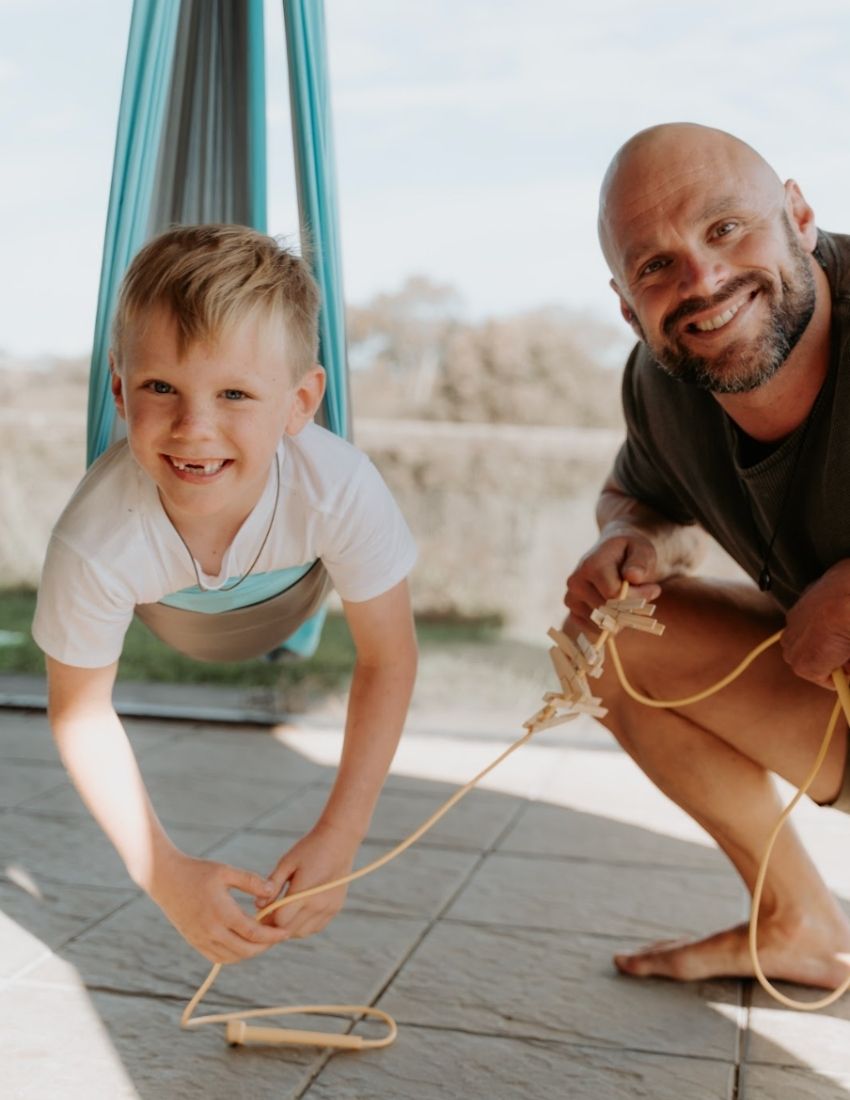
[263,578,417,938]
[46,656,289,962]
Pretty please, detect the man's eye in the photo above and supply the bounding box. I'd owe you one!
[223,389,247,401]
[639,258,666,278]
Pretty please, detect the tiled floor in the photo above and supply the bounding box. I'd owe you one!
[2,697,850,1098]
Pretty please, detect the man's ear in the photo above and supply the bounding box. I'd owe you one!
[283,364,327,435]
[109,353,127,421]
[611,280,644,340]
[784,179,818,252]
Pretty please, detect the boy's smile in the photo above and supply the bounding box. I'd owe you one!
[110,307,324,544]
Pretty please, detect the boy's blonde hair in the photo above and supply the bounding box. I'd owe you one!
[112,224,320,378]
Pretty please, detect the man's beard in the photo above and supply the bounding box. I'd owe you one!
[643,228,817,394]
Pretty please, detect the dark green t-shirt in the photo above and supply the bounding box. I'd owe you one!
[613,230,850,611]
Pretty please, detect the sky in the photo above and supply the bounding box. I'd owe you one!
[2,0,850,358]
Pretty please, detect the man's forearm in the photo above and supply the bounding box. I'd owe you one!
[317,650,417,840]
[51,711,177,890]
[596,483,708,577]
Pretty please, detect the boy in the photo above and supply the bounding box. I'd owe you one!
[33,224,418,965]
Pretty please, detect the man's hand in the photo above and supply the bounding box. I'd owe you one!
[781,561,850,688]
[565,529,662,629]
[258,822,360,940]
[149,849,289,964]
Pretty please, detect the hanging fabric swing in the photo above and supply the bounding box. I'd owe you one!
[88,0,349,659]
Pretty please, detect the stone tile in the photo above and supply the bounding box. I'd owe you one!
[30,892,428,1012]
[0,707,187,764]
[209,829,479,919]
[740,1065,850,1099]
[304,1027,736,1100]
[534,748,724,860]
[141,724,332,788]
[447,851,745,939]
[747,991,850,1075]
[378,922,742,1060]
[255,784,524,852]
[1,982,321,1099]
[0,876,134,978]
[0,759,66,809]
[498,799,726,871]
[21,763,300,831]
[0,810,233,889]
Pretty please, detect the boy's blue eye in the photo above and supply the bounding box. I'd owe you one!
[149,380,173,394]
[223,389,247,400]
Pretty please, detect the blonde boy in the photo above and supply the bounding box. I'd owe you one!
[33,225,418,964]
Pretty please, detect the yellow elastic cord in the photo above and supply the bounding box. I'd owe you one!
[609,619,850,1011]
[182,584,850,1041]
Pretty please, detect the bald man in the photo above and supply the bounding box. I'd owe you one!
[565,123,850,988]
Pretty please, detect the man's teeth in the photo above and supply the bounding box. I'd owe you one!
[693,302,741,332]
[169,457,226,475]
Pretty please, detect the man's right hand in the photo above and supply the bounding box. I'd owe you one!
[564,530,662,630]
[150,849,289,964]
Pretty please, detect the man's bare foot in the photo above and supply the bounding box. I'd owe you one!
[614,917,850,989]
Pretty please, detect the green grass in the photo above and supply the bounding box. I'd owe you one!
[0,587,499,692]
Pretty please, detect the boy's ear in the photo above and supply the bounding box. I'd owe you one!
[109,353,127,420]
[284,364,326,435]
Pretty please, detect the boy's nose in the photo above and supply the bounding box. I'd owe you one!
[170,400,216,438]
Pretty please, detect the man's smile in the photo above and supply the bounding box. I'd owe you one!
[680,288,761,339]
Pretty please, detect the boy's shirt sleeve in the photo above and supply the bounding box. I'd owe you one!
[319,457,417,603]
[32,533,135,668]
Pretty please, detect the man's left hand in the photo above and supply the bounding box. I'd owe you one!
[782,560,850,687]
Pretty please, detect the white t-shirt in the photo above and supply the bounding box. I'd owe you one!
[33,422,417,668]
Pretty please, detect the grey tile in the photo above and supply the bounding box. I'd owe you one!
[30,893,428,1011]
[499,800,727,871]
[209,829,479,919]
[138,724,331,788]
[0,759,66,809]
[0,707,187,764]
[256,784,524,852]
[747,985,850,1074]
[378,921,743,1060]
[22,763,299,830]
[740,1065,850,1099]
[0,877,134,978]
[0,810,233,888]
[304,1027,736,1100]
[447,851,746,939]
[0,982,321,1100]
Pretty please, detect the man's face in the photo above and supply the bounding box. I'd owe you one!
[604,155,817,395]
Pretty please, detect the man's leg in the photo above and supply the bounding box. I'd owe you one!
[579,575,850,987]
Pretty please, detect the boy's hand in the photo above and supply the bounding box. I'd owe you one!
[258,822,360,940]
[150,849,291,964]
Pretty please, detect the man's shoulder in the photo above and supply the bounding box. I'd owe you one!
[818,230,850,306]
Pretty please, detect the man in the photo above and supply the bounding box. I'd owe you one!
[565,122,850,988]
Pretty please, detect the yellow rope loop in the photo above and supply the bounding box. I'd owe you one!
[180,578,850,1044]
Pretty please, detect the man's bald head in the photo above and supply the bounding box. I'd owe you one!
[598,123,785,282]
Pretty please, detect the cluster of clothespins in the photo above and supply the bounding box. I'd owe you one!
[524,593,665,734]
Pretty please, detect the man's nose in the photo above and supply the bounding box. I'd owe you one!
[678,249,728,299]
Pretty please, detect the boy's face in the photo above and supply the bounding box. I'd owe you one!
[111,308,324,530]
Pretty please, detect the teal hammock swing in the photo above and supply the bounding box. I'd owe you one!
[88,0,349,659]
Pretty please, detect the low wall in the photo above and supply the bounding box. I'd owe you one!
[355,418,622,636]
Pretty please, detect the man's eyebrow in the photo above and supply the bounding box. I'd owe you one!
[622,198,742,273]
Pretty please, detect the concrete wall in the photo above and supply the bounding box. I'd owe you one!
[355,419,623,637]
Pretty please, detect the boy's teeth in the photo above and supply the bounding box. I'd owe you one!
[694,302,741,332]
[170,457,225,474]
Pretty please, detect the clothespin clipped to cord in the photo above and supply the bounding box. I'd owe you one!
[523,588,665,734]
